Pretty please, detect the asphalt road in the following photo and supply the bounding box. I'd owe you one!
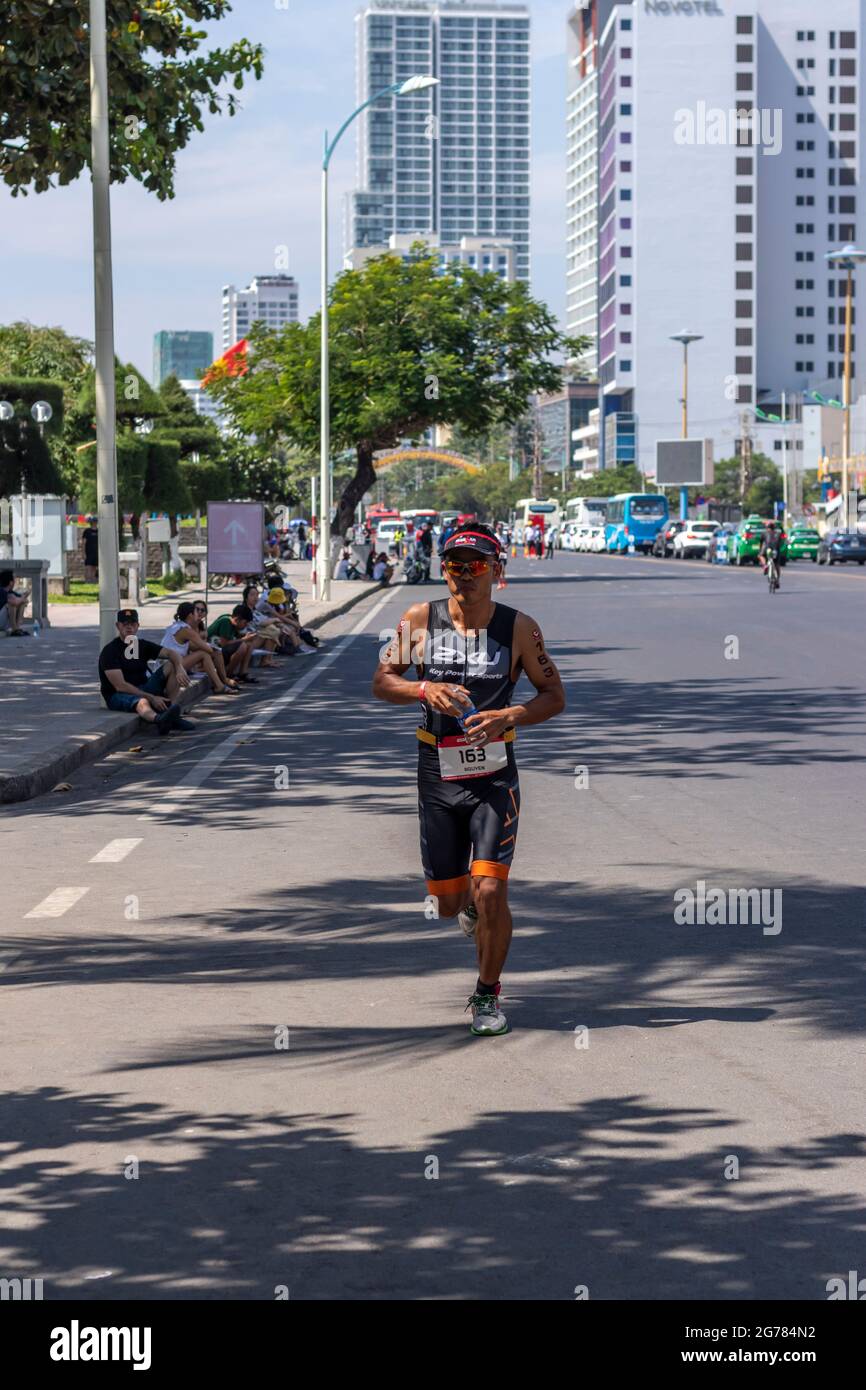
[3,551,865,1301]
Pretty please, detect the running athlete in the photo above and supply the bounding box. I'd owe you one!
[372,522,566,1036]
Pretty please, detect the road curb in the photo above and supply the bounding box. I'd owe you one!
[0,581,383,807]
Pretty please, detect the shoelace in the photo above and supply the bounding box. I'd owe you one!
[465,991,501,1013]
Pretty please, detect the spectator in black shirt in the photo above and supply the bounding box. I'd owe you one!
[98,609,195,734]
[82,517,99,582]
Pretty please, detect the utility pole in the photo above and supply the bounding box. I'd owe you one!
[532,415,544,499]
[739,409,753,508]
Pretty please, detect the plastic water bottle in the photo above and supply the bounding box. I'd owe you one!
[32,620,41,640]
[457,701,477,733]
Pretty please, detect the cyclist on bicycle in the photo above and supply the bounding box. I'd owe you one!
[758,521,782,587]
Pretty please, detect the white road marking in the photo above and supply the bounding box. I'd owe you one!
[25,887,90,919]
[139,589,395,820]
[89,838,143,864]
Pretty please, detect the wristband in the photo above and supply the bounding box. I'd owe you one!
[418,680,427,703]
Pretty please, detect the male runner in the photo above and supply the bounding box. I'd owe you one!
[372,522,565,1036]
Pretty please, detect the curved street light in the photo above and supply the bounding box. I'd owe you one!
[825,245,866,527]
[318,74,439,601]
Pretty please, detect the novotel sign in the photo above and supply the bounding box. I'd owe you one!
[645,0,724,14]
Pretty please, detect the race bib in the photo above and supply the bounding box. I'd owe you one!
[437,734,508,781]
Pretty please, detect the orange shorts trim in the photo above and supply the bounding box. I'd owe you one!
[426,874,471,896]
[471,860,510,881]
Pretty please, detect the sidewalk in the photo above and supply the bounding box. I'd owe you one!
[0,564,381,804]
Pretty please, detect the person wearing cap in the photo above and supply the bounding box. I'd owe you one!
[373,521,566,1037]
[254,587,316,656]
[98,610,196,734]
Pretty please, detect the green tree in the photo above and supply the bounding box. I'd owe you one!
[1,1,263,200]
[155,374,229,512]
[0,322,92,488]
[0,378,66,495]
[708,452,781,513]
[209,247,588,535]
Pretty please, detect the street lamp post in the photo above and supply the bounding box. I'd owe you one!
[670,331,703,520]
[319,74,438,602]
[90,0,121,647]
[825,245,866,530]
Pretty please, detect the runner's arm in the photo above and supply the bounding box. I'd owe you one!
[372,602,431,705]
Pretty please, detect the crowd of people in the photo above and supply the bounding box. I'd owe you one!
[96,584,321,735]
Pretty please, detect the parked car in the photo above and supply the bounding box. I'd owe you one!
[705,523,737,564]
[652,519,686,557]
[672,521,720,559]
[787,526,821,561]
[817,530,866,565]
[731,515,788,565]
[560,522,581,551]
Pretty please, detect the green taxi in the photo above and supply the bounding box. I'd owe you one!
[786,525,821,561]
[732,516,788,565]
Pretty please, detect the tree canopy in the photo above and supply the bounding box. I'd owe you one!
[209,247,588,534]
[1,1,263,199]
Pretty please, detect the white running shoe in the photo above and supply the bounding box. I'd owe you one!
[458,902,478,939]
[467,987,508,1036]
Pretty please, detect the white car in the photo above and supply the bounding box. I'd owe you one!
[560,522,580,551]
[588,526,607,553]
[672,521,720,559]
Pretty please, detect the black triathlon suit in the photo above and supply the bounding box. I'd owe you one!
[416,599,521,894]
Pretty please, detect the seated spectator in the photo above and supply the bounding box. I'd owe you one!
[372,552,394,584]
[256,588,317,657]
[241,583,281,668]
[193,601,253,685]
[206,604,260,683]
[336,546,362,581]
[98,609,195,734]
[161,601,238,694]
[0,569,31,635]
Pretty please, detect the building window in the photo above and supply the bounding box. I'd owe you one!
[736,185,753,203]
[736,328,753,346]
[620,189,632,201]
[736,243,753,261]
[620,217,632,229]
[621,17,632,29]
[736,16,753,34]
[621,246,632,258]
[621,332,632,343]
[736,272,753,289]
[620,275,632,286]
[735,356,753,374]
[620,104,632,115]
[621,304,632,315]
[840,32,856,50]
[620,160,632,172]
[621,47,632,58]
[736,215,753,233]
[736,157,753,174]
[620,360,632,372]
[737,45,753,62]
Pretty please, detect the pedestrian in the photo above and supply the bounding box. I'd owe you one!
[82,516,99,582]
[545,525,556,559]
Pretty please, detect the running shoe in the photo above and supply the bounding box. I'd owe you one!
[457,902,478,939]
[466,986,508,1037]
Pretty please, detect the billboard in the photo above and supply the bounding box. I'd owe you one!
[656,439,714,486]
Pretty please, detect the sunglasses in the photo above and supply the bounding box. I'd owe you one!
[443,558,491,578]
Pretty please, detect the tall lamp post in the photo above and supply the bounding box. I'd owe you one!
[319,74,439,602]
[825,245,866,531]
[670,331,703,520]
[90,0,121,646]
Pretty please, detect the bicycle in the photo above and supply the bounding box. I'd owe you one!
[765,552,780,594]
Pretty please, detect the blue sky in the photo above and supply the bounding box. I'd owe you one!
[2,0,569,382]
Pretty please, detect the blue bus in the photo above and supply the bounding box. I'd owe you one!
[605,493,669,554]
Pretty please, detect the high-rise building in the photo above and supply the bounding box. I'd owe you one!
[566,4,600,374]
[153,331,214,387]
[221,275,299,351]
[569,0,861,477]
[349,1,531,282]
[344,230,516,279]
